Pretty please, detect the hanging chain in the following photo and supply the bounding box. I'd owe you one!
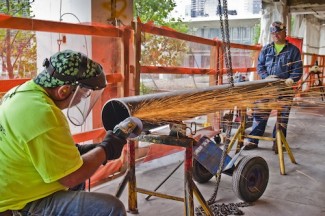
[210,0,233,204]
[195,1,250,215]
[217,0,234,87]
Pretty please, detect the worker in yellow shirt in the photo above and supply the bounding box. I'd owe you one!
[0,50,127,216]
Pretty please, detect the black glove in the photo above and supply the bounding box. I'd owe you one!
[76,143,99,155]
[99,130,127,163]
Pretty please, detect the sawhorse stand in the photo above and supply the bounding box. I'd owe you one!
[226,109,297,175]
[299,65,325,101]
[115,136,213,216]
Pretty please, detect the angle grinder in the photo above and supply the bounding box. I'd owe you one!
[112,117,143,139]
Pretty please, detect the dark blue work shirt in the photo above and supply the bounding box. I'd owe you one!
[257,41,303,82]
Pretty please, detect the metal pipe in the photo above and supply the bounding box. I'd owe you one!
[101,79,284,131]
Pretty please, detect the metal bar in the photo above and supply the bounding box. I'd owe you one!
[281,131,297,164]
[72,127,106,143]
[115,170,130,198]
[237,110,246,153]
[226,124,242,153]
[127,140,138,213]
[145,161,184,200]
[192,182,213,216]
[136,188,184,202]
[0,79,29,92]
[134,21,142,96]
[276,112,285,175]
[122,27,132,97]
[138,22,261,51]
[0,14,122,37]
[141,65,217,75]
[184,145,194,216]
[245,135,276,141]
[138,135,195,148]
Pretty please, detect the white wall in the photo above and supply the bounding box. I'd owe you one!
[31,0,93,135]
[32,0,92,67]
[291,15,322,55]
[319,25,325,55]
[259,2,285,45]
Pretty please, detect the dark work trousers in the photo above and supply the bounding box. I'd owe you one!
[247,96,293,145]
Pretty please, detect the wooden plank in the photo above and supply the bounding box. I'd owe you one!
[139,22,261,51]
[0,14,122,37]
[141,66,217,75]
[140,66,256,75]
[0,79,29,92]
[72,127,106,143]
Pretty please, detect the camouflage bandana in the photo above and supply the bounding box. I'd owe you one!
[270,21,286,34]
[34,50,102,88]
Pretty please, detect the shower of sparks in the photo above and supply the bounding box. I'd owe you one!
[129,80,322,125]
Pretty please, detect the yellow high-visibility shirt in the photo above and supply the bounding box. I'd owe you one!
[0,80,83,212]
[274,43,285,54]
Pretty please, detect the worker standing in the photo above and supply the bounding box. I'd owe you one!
[244,21,303,151]
[0,50,127,216]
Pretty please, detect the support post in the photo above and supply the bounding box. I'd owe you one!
[128,140,138,214]
[184,146,194,216]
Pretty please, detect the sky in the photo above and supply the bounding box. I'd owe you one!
[172,0,257,20]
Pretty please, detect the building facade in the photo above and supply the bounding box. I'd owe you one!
[183,0,262,69]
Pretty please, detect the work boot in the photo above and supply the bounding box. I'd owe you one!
[243,141,258,150]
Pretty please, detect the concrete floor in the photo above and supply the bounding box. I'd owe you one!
[92,103,325,216]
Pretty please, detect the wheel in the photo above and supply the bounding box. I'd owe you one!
[192,159,214,183]
[232,155,269,202]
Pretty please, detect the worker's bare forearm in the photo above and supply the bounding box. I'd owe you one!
[58,146,106,188]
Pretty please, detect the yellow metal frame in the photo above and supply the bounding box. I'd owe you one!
[226,109,297,175]
[118,139,213,216]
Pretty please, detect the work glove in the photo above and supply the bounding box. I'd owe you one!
[285,78,294,87]
[265,75,278,79]
[76,143,98,155]
[99,130,127,164]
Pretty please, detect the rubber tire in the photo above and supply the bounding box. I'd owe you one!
[192,159,214,183]
[232,155,269,202]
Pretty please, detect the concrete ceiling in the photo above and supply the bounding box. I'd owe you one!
[288,0,325,21]
[263,0,325,22]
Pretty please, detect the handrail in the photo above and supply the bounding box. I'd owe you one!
[0,79,30,92]
[140,66,257,75]
[0,74,123,94]
[1,15,324,146]
[137,21,325,91]
[72,127,106,143]
[138,22,262,50]
[0,14,123,37]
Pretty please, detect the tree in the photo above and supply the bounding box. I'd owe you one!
[134,0,189,67]
[134,0,188,33]
[0,0,36,79]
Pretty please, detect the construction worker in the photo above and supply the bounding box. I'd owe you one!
[244,21,303,151]
[0,50,127,216]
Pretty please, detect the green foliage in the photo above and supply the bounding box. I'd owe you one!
[0,0,36,79]
[134,0,188,33]
[290,16,295,33]
[134,0,189,68]
[253,23,261,44]
[139,82,154,95]
[141,35,188,66]
[0,0,33,17]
